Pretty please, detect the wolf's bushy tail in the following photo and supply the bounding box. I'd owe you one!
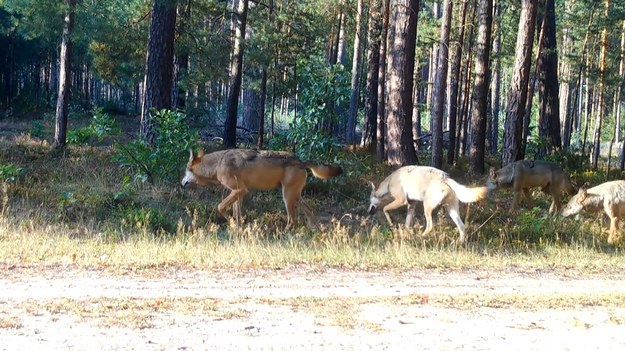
[446,178,488,203]
[305,163,343,179]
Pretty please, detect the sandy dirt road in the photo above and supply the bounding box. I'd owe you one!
[1,265,625,351]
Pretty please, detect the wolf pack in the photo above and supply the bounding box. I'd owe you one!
[180,149,625,245]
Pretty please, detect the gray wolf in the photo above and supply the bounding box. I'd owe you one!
[368,166,488,243]
[180,149,342,229]
[487,160,576,214]
[561,180,625,245]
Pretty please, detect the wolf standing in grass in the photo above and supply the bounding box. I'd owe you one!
[180,149,342,229]
[561,180,625,245]
[487,160,576,214]
[368,166,488,243]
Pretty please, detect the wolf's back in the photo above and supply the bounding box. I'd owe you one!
[446,178,488,203]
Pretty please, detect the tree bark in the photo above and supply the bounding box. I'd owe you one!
[468,0,492,174]
[501,0,537,167]
[536,0,561,157]
[140,0,178,144]
[376,0,391,163]
[362,0,382,150]
[591,0,610,170]
[447,0,469,165]
[347,0,365,145]
[431,0,453,169]
[488,0,501,155]
[54,0,76,149]
[224,0,249,148]
[385,0,420,166]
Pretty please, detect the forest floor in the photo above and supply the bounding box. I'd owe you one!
[1,264,625,351]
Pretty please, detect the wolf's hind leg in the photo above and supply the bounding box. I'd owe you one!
[447,201,466,243]
[405,202,418,227]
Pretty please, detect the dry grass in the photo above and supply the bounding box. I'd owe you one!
[1,128,625,273]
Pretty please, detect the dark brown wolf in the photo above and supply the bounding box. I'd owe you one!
[180,149,342,229]
[487,160,576,214]
[561,180,625,244]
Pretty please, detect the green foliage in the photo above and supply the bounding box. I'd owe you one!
[119,206,173,234]
[0,163,23,182]
[93,108,198,183]
[279,55,348,162]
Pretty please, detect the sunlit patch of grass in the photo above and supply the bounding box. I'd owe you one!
[21,297,249,329]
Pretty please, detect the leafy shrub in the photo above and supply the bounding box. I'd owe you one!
[277,55,348,162]
[93,108,198,183]
[0,163,24,182]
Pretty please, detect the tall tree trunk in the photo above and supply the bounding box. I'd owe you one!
[54,0,76,149]
[618,20,625,170]
[140,0,178,144]
[257,68,267,149]
[468,0,492,174]
[536,0,561,157]
[362,0,382,150]
[488,0,501,154]
[347,0,365,145]
[447,0,468,164]
[174,0,191,110]
[376,0,391,163]
[385,0,420,166]
[431,0,453,169]
[591,0,611,169]
[559,0,572,151]
[455,0,477,159]
[501,0,537,166]
[224,0,249,148]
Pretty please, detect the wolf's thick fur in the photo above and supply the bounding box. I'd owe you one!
[561,180,625,244]
[180,149,342,229]
[368,166,488,243]
[487,160,576,214]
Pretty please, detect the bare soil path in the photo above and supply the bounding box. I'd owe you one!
[1,265,625,350]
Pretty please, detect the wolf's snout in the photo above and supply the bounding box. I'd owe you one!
[368,204,377,215]
[180,180,188,188]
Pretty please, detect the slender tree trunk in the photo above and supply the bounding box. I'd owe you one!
[591,0,611,169]
[468,0,492,174]
[174,0,191,110]
[455,0,477,159]
[257,68,267,149]
[488,0,501,154]
[447,0,468,164]
[347,0,365,145]
[431,0,453,169]
[224,0,249,148]
[140,0,178,144]
[54,0,76,149]
[376,0,391,163]
[362,0,382,150]
[618,20,625,170]
[536,0,561,157]
[501,0,537,166]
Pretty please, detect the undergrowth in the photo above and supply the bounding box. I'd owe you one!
[0,116,624,272]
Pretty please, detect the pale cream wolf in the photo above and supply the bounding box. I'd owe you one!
[561,180,625,244]
[368,166,488,243]
[180,149,342,229]
[487,160,576,214]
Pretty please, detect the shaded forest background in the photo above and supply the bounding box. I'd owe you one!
[1,0,625,175]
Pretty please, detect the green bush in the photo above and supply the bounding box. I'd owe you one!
[93,108,198,183]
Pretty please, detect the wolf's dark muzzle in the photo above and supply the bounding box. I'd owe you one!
[368,205,377,215]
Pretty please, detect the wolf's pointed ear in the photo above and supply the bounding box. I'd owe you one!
[197,149,204,157]
[188,149,194,161]
[369,181,376,191]
[488,167,496,178]
[578,188,588,202]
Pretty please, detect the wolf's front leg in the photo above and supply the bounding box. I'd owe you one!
[382,198,405,227]
[217,188,248,225]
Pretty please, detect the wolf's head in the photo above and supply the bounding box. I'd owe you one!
[561,188,588,217]
[368,181,392,215]
[180,149,204,188]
